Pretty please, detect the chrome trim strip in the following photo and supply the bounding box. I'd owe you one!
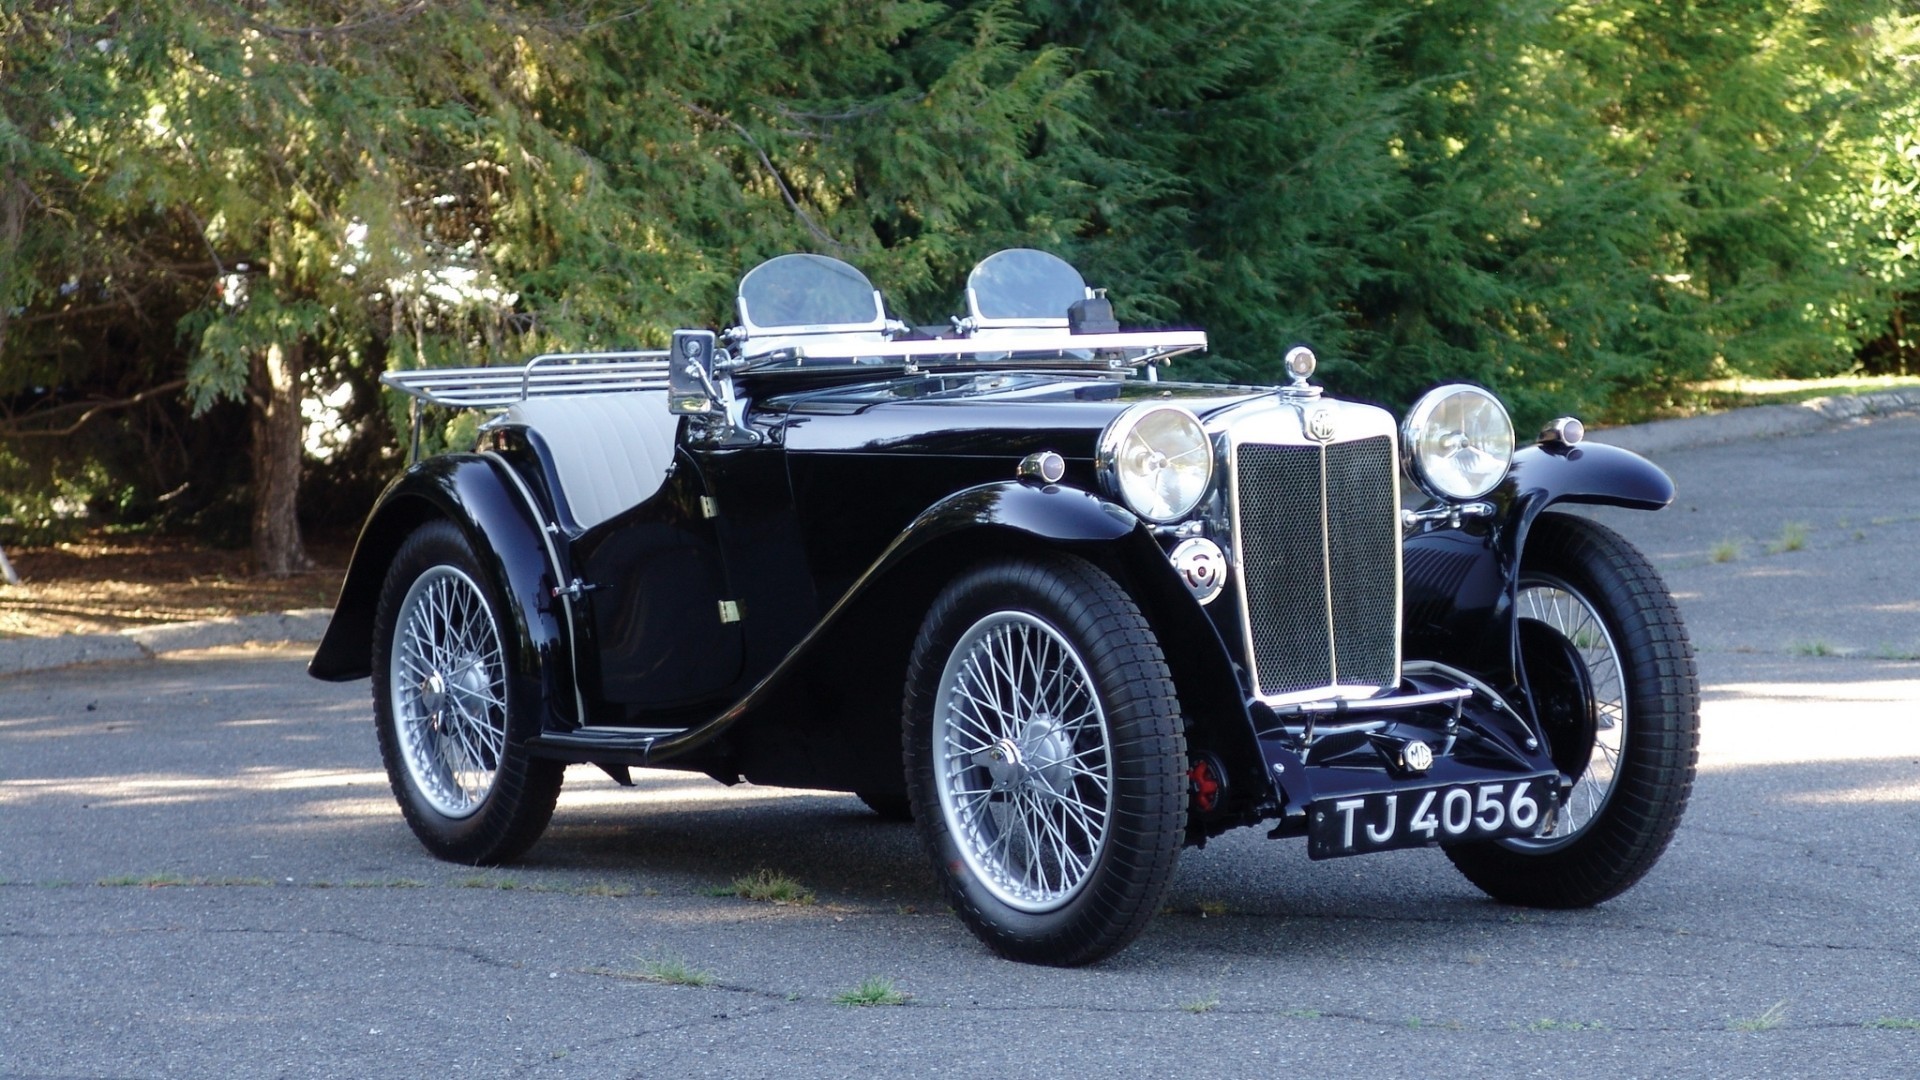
[1272,687,1472,717]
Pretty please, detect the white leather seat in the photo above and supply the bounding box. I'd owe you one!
[504,392,678,530]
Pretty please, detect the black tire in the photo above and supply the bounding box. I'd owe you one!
[1446,512,1699,907]
[371,520,563,865]
[855,790,913,822]
[904,555,1186,966]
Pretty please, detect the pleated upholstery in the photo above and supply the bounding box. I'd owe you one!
[505,392,678,530]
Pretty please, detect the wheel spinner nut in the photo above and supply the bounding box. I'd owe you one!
[1403,740,1434,773]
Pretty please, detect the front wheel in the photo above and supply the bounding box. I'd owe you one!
[1446,513,1699,907]
[372,520,563,865]
[904,555,1186,966]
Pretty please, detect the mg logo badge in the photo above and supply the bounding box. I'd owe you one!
[1402,741,1434,773]
[1306,406,1337,443]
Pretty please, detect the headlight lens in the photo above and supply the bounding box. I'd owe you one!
[1098,404,1213,522]
[1402,385,1514,500]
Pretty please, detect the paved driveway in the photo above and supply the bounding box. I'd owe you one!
[3,412,1917,1078]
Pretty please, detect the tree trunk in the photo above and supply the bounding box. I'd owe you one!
[0,175,24,362]
[250,339,314,576]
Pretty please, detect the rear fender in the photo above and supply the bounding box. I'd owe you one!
[308,454,580,727]
[1403,440,1675,686]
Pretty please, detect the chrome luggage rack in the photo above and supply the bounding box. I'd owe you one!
[382,351,671,461]
[382,351,672,409]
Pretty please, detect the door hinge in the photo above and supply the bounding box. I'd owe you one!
[717,600,742,624]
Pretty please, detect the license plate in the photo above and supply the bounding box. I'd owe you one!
[1307,774,1558,860]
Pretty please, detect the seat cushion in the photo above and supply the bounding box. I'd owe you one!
[504,392,678,530]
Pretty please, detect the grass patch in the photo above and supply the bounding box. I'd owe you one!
[1866,1016,1920,1030]
[1766,521,1810,555]
[833,977,909,1007]
[96,873,269,888]
[1710,539,1741,563]
[1179,992,1222,1014]
[454,875,520,890]
[630,955,715,987]
[1729,1000,1789,1032]
[99,873,190,887]
[727,869,816,906]
[1789,640,1838,658]
[1529,1018,1606,1032]
[1872,644,1920,662]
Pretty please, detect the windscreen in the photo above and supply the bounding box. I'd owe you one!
[967,249,1089,322]
[737,253,884,330]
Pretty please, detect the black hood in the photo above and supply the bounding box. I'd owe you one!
[768,373,1267,458]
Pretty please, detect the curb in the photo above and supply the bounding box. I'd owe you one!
[0,608,333,680]
[3,388,1916,680]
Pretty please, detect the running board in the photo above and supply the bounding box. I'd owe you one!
[531,726,692,765]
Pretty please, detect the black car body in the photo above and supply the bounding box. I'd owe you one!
[311,249,1699,965]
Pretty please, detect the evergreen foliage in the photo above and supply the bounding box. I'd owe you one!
[1,0,1916,548]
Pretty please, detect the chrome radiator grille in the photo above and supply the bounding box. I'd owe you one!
[1232,434,1400,699]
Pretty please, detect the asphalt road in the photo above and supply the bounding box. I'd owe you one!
[4,412,1918,1079]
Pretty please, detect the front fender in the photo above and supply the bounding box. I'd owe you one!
[1403,441,1674,684]
[308,456,575,729]
[847,480,1261,830]
[881,479,1141,569]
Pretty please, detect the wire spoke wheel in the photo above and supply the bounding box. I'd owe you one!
[905,556,1185,966]
[371,520,563,865]
[1514,576,1625,846]
[935,612,1114,912]
[391,565,509,819]
[1445,513,1698,909]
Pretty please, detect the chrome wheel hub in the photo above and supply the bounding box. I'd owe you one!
[978,717,1076,798]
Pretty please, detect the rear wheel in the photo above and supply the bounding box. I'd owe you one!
[372,520,563,865]
[1446,513,1698,907]
[904,555,1186,966]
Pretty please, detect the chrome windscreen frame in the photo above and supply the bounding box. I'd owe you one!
[1212,396,1404,709]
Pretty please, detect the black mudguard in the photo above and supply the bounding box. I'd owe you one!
[307,454,581,727]
[1402,441,1675,687]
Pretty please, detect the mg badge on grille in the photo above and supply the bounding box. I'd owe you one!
[1306,405,1338,443]
[1169,537,1226,605]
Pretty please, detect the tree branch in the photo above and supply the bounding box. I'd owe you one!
[216,0,431,40]
[678,100,847,251]
[0,380,189,439]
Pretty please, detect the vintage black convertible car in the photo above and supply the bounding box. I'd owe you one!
[310,248,1699,965]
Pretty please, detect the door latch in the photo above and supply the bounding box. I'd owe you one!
[550,578,603,602]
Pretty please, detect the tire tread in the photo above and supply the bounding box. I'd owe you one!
[1447,512,1699,907]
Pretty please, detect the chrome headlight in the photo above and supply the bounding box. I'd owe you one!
[1097,404,1213,522]
[1401,385,1514,500]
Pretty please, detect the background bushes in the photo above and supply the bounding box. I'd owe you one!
[3,0,1916,546]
